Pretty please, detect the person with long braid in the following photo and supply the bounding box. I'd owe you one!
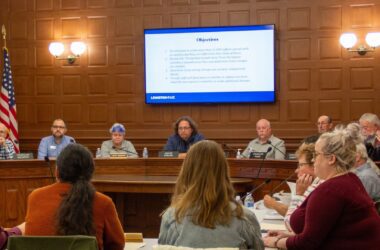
[25,144,125,250]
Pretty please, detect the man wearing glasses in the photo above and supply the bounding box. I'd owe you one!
[164,116,205,158]
[37,119,75,159]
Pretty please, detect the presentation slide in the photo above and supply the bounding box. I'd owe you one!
[144,25,275,104]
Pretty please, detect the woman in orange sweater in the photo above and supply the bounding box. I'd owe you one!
[25,143,125,250]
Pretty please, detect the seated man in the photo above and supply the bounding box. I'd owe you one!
[37,119,75,159]
[359,113,380,161]
[353,143,380,201]
[100,123,138,158]
[317,115,333,134]
[0,123,15,159]
[242,118,286,159]
[164,116,205,158]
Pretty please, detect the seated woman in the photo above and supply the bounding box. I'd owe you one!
[263,143,323,231]
[158,140,264,249]
[100,123,138,158]
[264,128,380,249]
[25,144,125,250]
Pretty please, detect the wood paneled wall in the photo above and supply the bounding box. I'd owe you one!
[1,0,380,153]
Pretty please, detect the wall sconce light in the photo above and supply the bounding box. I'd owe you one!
[339,32,380,56]
[48,41,86,64]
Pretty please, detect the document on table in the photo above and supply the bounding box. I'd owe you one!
[124,242,146,250]
[261,222,286,231]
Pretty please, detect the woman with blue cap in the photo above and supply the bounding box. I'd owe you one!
[100,123,138,158]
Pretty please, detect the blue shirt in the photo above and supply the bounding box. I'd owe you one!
[37,135,75,159]
[164,133,205,153]
[354,162,380,200]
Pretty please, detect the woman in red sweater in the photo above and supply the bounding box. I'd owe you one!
[264,128,380,250]
[25,144,125,250]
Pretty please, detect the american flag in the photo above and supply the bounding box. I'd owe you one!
[0,48,19,153]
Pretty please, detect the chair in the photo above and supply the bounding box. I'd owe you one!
[6,235,98,250]
[153,245,238,250]
[375,199,380,215]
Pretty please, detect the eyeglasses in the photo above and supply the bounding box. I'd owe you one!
[297,162,311,168]
[52,125,65,129]
[178,126,191,131]
[312,152,331,159]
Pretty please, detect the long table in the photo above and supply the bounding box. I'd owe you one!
[0,158,298,237]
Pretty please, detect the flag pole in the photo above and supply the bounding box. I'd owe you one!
[2,24,6,48]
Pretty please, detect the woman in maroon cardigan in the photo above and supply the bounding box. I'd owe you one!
[264,128,380,250]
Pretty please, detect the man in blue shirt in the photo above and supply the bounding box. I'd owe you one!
[164,116,205,158]
[37,119,75,159]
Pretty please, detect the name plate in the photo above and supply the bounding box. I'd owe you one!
[250,151,266,159]
[110,153,127,158]
[13,153,34,160]
[158,151,179,158]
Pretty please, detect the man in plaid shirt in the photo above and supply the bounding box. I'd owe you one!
[0,123,15,159]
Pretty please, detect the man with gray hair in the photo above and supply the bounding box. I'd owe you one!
[352,143,380,201]
[242,118,286,159]
[359,113,380,161]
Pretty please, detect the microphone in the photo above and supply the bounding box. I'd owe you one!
[256,147,272,178]
[44,156,56,183]
[112,146,139,157]
[241,179,271,201]
[270,172,296,195]
[267,140,286,158]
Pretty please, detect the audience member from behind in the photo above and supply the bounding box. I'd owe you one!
[352,143,380,201]
[264,128,380,249]
[100,123,138,158]
[37,119,75,159]
[0,123,15,159]
[158,140,264,249]
[242,119,286,159]
[317,115,333,134]
[263,143,322,231]
[359,113,380,161]
[163,116,205,158]
[25,144,125,250]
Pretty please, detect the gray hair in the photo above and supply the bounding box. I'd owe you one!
[359,113,380,126]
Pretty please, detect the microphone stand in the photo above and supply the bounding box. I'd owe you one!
[256,147,272,178]
[270,172,296,196]
[267,140,286,158]
[112,146,139,157]
[241,179,271,201]
[44,156,56,183]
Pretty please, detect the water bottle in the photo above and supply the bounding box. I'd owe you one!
[142,147,148,158]
[244,192,254,208]
[95,148,101,158]
[236,149,242,159]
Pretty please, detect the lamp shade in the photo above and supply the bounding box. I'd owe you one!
[365,32,380,47]
[70,42,86,56]
[339,33,357,49]
[48,42,64,57]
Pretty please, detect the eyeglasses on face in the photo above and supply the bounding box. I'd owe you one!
[316,122,328,126]
[297,162,311,168]
[52,125,65,129]
[178,126,191,131]
[312,152,331,160]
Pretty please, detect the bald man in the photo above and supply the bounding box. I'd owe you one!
[0,123,15,159]
[37,119,75,159]
[242,119,286,160]
[317,115,333,134]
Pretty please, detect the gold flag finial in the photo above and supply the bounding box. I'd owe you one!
[2,24,6,48]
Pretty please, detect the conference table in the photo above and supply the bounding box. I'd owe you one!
[0,157,298,237]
